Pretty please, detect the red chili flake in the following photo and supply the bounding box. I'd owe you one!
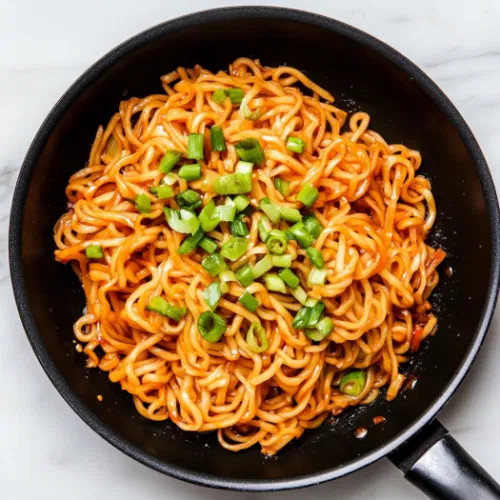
[410,324,424,352]
[373,416,386,425]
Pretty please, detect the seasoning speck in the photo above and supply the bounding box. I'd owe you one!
[354,427,368,439]
[75,343,83,353]
[373,416,386,425]
[97,395,103,402]
[444,266,453,278]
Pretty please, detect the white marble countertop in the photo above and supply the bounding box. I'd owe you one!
[2,1,500,498]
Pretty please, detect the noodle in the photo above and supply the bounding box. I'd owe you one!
[54,58,444,455]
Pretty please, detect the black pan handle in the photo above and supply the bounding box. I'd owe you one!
[389,420,500,499]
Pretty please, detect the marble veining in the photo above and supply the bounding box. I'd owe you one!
[2,1,500,499]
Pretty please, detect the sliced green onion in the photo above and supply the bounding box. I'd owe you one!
[278,268,300,289]
[198,236,218,254]
[259,198,281,224]
[297,183,319,207]
[202,252,227,276]
[303,214,323,239]
[286,136,305,153]
[258,215,272,242]
[146,297,186,322]
[266,229,288,255]
[240,98,261,120]
[235,138,265,165]
[306,247,324,269]
[164,208,200,235]
[340,371,366,397]
[199,200,221,232]
[135,193,151,214]
[159,150,182,173]
[279,206,302,223]
[215,204,236,222]
[246,323,268,353]
[221,236,249,261]
[161,172,178,186]
[86,245,103,259]
[210,125,226,152]
[226,88,244,104]
[235,161,254,174]
[307,301,325,327]
[272,255,292,268]
[289,221,314,248]
[239,291,260,312]
[203,282,222,310]
[306,317,333,341]
[285,230,296,241]
[219,270,237,293]
[305,298,319,308]
[187,133,204,160]
[214,173,252,195]
[292,307,312,329]
[178,163,202,181]
[150,184,174,199]
[212,88,227,104]
[308,268,328,287]
[178,228,204,254]
[230,214,249,237]
[236,264,255,287]
[264,274,286,293]
[252,254,273,279]
[291,285,308,305]
[176,189,202,210]
[198,311,227,343]
[233,195,250,212]
[274,177,290,196]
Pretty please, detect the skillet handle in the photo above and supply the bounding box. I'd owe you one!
[389,420,500,499]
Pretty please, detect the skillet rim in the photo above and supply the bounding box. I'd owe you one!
[8,6,500,491]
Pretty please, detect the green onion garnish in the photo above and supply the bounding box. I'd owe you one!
[221,236,249,261]
[258,215,272,243]
[252,254,273,279]
[246,323,268,353]
[307,301,325,327]
[202,253,227,276]
[235,138,265,165]
[286,136,305,153]
[264,274,286,293]
[176,189,202,210]
[233,195,250,212]
[274,177,290,196]
[198,311,227,343]
[308,267,327,286]
[292,307,312,329]
[226,88,244,104]
[240,98,261,120]
[236,264,255,287]
[238,291,260,312]
[178,163,202,181]
[198,236,218,254]
[198,200,221,232]
[306,317,333,341]
[306,247,324,268]
[214,173,252,195]
[135,193,151,214]
[212,89,227,104]
[279,206,302,223]
[340,371,366,397]
[278,268,300,289]
[86,245,104,259]
[303,214,323,238]
[203,282,222,310]
[164,208,200,235]
[266,229,288,255]
[187,133,204,160]
[219,270,237,293]
[159,150,182,173]
[215,204,236,222]
[146,296,187,322]
[297,183,319,207]
[291,285,308,304]
[178,228,204,254]
[161,172,178,186]
[272,255,292,268]
[259,198,281,224]
[285,230,296,241]
[150,184,174,199]
[305,298,319,307]
[210,125,226,152]
[289,221,314,248]
[230,214,249,237]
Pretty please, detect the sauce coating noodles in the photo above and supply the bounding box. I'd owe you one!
[54,59,444,454]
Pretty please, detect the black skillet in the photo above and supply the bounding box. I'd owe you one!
[8,7,500,499]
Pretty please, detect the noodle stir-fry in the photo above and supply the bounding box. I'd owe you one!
[54,58,445,455]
